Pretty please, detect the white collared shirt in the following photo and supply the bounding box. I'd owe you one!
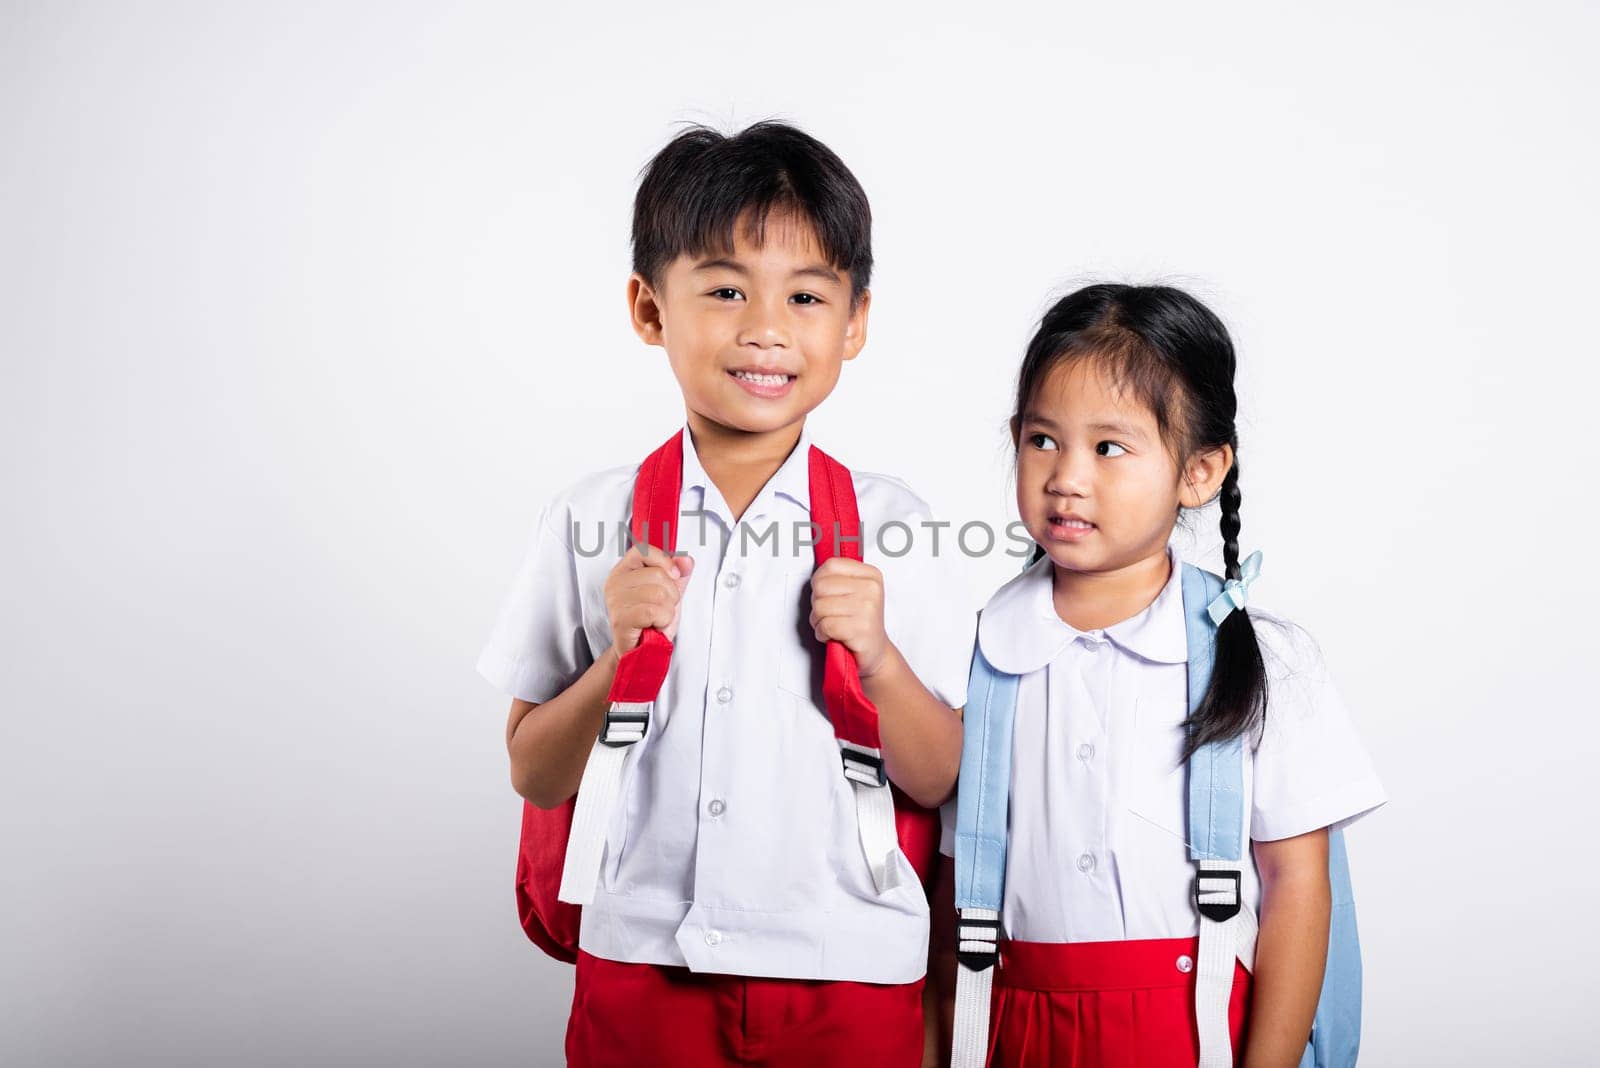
[941,547,1386,944]
[478,422,975,982]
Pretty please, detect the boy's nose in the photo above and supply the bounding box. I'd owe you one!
[737,301,791,349]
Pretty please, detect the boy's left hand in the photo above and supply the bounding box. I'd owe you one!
[807,557,892,678]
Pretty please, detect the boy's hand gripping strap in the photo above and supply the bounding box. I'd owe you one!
[558,432,683,906]
[808,446,900,894]
[1182,563,1262,1068]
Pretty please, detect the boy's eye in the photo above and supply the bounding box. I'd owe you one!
[710,287,743,301]
[791,292,821,305]
[1096,441,1128,457]
[1028,433,1058,452]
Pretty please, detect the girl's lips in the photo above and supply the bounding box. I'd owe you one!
[728,369,796,399]
[1046,515,1096,543]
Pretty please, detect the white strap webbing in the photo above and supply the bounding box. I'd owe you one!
[850,775,901,894]
[557,701,649,906]
[951,907,1000,1068]
[1195,860,1260,1068]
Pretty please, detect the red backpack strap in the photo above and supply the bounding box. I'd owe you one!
[557,430,685,907]
[606,430,683,708]
[808,445,944,894]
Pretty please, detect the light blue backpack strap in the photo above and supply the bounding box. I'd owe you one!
[1181,563,1245,864]
[949,638,1020,1068]
[953,641,1019,911]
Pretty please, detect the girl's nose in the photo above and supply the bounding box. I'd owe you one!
[1045,453,1091,498]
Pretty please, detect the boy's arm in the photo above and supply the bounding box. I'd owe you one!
[1242,827,1331,1068]
[808,555,962,807]
[505,647,619,809]
[860,648,964,808]
[507,545,691,808]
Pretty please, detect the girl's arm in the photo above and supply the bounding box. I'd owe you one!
[1242,826,1331,1068]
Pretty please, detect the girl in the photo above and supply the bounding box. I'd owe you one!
[932,284,1386,1068]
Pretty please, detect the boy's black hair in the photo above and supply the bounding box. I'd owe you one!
[1014,284,1268,761]
[631,121,872,304]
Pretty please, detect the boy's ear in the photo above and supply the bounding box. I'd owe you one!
[841,288,871,362]
[1178,443,1235,509]
[627,272,665,347]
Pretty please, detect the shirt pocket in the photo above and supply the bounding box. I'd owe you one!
[1127,670,1191,835]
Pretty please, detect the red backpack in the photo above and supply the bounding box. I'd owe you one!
[515,429,942,960]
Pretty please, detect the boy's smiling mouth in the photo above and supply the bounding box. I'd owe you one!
[728,367,797,398]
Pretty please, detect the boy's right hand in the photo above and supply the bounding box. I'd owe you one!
[604,545,694,655]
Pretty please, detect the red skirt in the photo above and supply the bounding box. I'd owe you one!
[567,950,925,1068]
[986,937,1251,1068]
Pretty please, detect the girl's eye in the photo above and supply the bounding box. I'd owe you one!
[1028,433,1058,451]
[791,292,821,306]
[1096,441,1128,458]
[711,287,743,301]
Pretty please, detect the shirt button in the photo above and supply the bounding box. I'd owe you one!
[723,572,741,589]
[1077,742,1095,762]
[1076,852,1096,874]
[1176,955,1194,973]
[707,799,725,817]
[715,686,733,704]
[705,930,723,947]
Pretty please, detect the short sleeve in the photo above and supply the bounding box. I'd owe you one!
[870,492,978,712]
[1249,616,1387,842]
[475,502,594,704]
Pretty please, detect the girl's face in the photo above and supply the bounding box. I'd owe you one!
[1014,358,1228,577]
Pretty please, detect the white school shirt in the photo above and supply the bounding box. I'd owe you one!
[940,547,1386,944]
[478,421,975,982]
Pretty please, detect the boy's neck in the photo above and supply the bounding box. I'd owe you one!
[1050,547,1172,632]
[685,412,805,524]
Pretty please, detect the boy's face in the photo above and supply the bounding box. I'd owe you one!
[628,209,868,442]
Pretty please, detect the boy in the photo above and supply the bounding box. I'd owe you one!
[477,121,972,1067]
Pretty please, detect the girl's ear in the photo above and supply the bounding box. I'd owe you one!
[1179,443,1234,509]
[628,272,666,346]
[841,288,871,362]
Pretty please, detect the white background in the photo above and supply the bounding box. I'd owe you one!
[4,2,1596,1065]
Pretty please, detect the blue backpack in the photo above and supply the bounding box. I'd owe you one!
[950,563,1362,1068]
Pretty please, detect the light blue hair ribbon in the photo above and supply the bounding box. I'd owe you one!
[1206,549,1263,626]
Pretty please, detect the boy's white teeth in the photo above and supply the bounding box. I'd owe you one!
[1055,517,1093,528]
[734,371,791,385]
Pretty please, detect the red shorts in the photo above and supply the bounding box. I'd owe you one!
[567,950,925,1068]
[986,936,1251,1068]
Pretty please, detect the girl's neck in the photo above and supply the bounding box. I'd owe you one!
[1051,547,1173,632]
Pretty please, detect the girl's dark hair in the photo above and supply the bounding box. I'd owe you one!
[631,121,872,304]
[1015,284,1267,759]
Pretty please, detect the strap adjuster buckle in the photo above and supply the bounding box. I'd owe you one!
[956,911,1001,972]
[1195,867,1243,922]
[840,741,887,787]
[599,702,649,748]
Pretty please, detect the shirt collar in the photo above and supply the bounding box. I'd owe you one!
[977,545,1190,674]
[678,421,813,523]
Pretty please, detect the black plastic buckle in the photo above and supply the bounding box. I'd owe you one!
[1195,868,1242,922]
[598,705,649,748]
[956,914,1002,972]
[841,745,888,787]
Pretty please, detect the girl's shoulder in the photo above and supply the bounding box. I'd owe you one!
[1245,607,1334,688]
